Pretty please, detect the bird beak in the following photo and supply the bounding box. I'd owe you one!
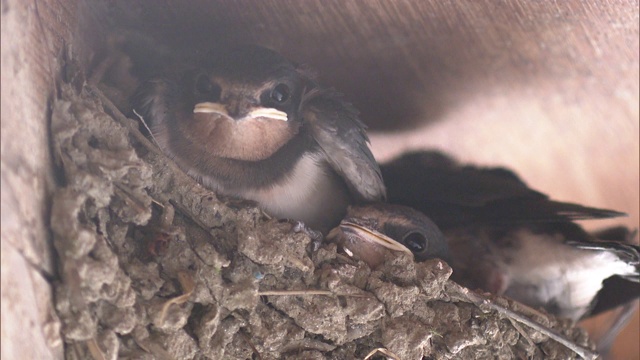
[193,102,229,116]
[338,221,414,257]
[194,102,288,122]
[246,107,288,122]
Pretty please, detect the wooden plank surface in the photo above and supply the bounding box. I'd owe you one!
[1,0,71,358]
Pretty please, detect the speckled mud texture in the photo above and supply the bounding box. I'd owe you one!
[50,83,597,359]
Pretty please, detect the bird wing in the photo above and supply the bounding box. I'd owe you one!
[382,151,542,206]
[382,151,625,226]
[302,89,386,202]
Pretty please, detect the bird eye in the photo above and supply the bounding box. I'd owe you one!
[270,83,290,104]
[402,231,428,254]
[195,74,221,100]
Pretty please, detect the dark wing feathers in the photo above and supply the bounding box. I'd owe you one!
[303,90,386,202]
[382,150,625,227]
[382,151,544,207]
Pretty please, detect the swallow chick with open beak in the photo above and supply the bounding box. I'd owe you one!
[132,45,385,233]
[381,151,639,321]
[327,203,450,269]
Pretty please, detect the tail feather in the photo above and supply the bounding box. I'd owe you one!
[478,200,626,225]
[584,226,640,318]
[588,276,640,317]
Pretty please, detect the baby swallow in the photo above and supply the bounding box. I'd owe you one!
[381,151,638,321]
[132,45,385,233]
[327,203,450,269]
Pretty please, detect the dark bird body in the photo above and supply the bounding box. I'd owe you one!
[380,151,639,321]
[133,45,385,233]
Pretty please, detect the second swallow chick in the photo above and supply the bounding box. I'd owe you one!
[327,203,450,269]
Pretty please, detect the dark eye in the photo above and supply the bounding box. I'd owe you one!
[402,232,428,254]
[270,83,290,104]
[195,74,221,100]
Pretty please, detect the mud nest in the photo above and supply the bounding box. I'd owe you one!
[49,81,597,360]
